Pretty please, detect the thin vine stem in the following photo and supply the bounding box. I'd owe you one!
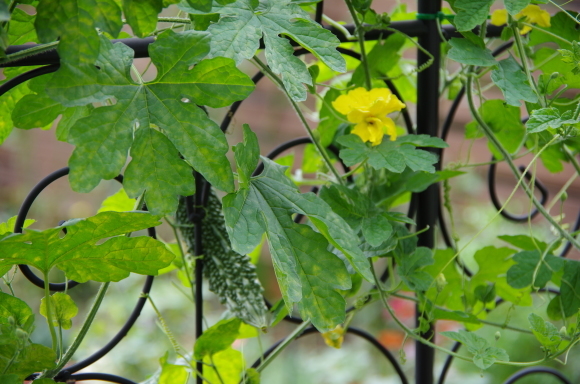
[466,73,580,250]
[0,41,59,66]
[43,272,58,353]
[344,0,372,90]
[255,320,311,373]
[510,17,544,107]
[252,56,344,185]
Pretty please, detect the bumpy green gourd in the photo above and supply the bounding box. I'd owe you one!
[176,191,268,330]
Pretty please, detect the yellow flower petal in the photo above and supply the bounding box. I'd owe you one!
[490,9,508,26]
[347,109,369,124]
[383,118,397,141]
[519,5,551,28]
[352,122,373,143]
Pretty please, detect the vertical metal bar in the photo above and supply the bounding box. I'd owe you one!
[194,174,205,384]
[415,0,442,383]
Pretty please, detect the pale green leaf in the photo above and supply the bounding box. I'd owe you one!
[40,292,78,330]
[245,368,261,384]
[98,188,135,213]
[194,317,240,359]
[159,358,188,384]
[0,216,35,236]
[498,234,548,251]
[202,347,244,384]
[441,330,509,369]
[122,0,162,37]
[424,249,464,310]
[529,12,580,48]
[8,8,37,45]
[528,313,562,353]
[534,47,580,92]
[203,0,346,101]
[452,0,494,32]
[0,211,174,282]
[447,38,497,66]
[396,247,434,291]
[491,56,538,106]
[526,108,580,133]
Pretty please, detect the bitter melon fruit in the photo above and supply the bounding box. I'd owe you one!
[176,190,268,330]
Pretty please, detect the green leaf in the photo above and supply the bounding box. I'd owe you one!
[202,0,346,101]
[55,105,93,142]
[499,234,548,251]
[0,80,31,144]
[424,249,465,310]
[11,93,65,129]
[0,292,34,331]
[350,34,405,87]
[441,330,509,369]
[337,135,439,173]
[224,157,355,331]
[396,247,434,291]
[47,31,254,212]
[124,128,196,215]
[506,251,563,289]
[0,343,56,381]
[395,134,449,148]
[0,375,21,384]
[316,88,342,147]
[534,47,580,92]
[433,309,480,324]
[491,56,538,106]
[233,124,260,187]
[185,0,213,12]
[471,246,532,306]
[122,0,162,37]
[158,354,188,384]
[0,216,35,236]
[529,12,580,48]
[40,292,78,330]
[0,211,174,282]
[560,260,580,317]
[526,108,580,134]
[245,368,261,384]
[505,0,531,15]
[447,38,497,66]
[452,0,494,32]
[558,41,580,76]
[202,347,244,384]
[194,317,240,359]
[98,188,136,213]
[361,214,392,247]
[528,313,562,354]
[474,283,496,304]
[7,8,38,45]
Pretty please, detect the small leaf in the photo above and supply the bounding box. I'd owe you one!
[233,124,260,186]
[474,283,496,304]
[98,188,135,213]
[194,318,241,359]
[526,108,580,133]
[396,247,434,291]
[0,216,35,236]
[447,38,497,67]
[441,330,509,369]
[361,214,392,247]
[491,56,538,106]
[122,0,162,37]
[528,313,562,354]
[40,292,78,330]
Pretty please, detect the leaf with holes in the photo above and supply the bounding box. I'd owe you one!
[0,211,174,282]
[186,0,346,101]
[45,30,254,214]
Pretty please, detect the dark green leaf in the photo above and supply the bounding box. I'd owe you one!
[447,38,497,66]
[194,317,240,359]
[185,0,213,12]
[491,56,538,106]
[396,247,434,291]
[452,0,494,31]
[395,134,449,148]
[0,375,20,384]
[123,0,162,37]
[507,251,563,289]
[528,313,561,353]
[47,31,253,212]
[124,128,196,215]
[361,214,392,247]
[233,124,260,187]
[474,283,496,303]
[0,211,174,282]
[547,295,563,320]
[441,330,509,369]
[55,105,93,142]
[11,94,64,129]
[202,0,346,101]
[560,260,580,317]
[499,235,548,251]
[0,343,56,381]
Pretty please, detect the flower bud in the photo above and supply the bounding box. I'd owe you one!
[560,326,568,338]
[495,331,501,341]
[436,273,447,293]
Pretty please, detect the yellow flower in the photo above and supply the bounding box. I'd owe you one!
[490,5,550,35]
[332,87,405,146]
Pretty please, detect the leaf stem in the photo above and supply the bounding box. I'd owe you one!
[43,272,58,353]
[45,282,110,377]
[255,320,311,373]
[252,56,344,185]
[510,17,544,107]
[466,73,580,251]
[344,0,372,90]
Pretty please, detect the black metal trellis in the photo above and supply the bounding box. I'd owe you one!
[0,0,573,383]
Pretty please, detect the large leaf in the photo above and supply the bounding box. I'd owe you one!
[337,134,440,173]
[0,211,174,282]
[46,30,254,214]
[491,56,538,106]
[187,0,346,101]
[441,330,509,369]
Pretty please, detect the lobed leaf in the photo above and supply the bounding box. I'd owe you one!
[491,56,538,106]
